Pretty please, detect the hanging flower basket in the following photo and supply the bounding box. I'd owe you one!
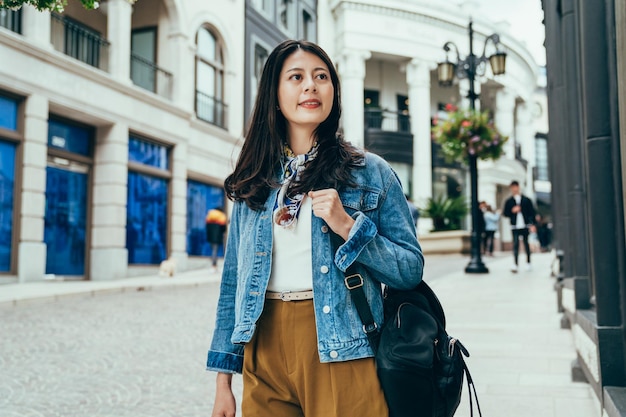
[431,104,508,164]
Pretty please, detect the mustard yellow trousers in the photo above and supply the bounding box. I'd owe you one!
[242,299,389,417]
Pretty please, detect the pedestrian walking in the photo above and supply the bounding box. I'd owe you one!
[534,214,552,252]
[478,201,487,254]
[206,40,423,417]
[483,205,500,256]
[502,180,536,272]
[205,207,227,272]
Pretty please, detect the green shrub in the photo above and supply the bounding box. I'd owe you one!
[421,195,468,231]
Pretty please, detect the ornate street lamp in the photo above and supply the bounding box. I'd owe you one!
[437,20,507,274]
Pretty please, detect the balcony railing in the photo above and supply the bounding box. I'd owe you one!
[0,8,21,34]
[196,91,228,129]
[364,108,411,133]
[364,108,413,165]
[131,53,173,100]
[51,13,109,71]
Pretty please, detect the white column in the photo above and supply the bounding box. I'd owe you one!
[90,123,129,280]
[494,88,516,159]
[18,95,48,282]
[457,78,482,111]
[169,32,195,112]
[21,5,51,48]
[473,81,482,111]
[516,102,536,198]
[170,142,188,271]
[406,59,433,234]
[458,79,470,110]
[338,49,370,148]
[107,0,132,82]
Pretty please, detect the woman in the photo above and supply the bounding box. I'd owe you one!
[483,205,500,256]
[207,40,424,417]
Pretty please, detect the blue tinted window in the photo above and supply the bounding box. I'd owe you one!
[0,140,16,272]
[44,166,88,275]
[126,172,168,264]
[0,96,18,131]
[48,119,93,157]
[186,180,225,256]
[129,136,170,170]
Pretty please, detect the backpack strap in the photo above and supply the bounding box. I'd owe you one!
[331,233,380,353]
[463,359,483,417]
[344,262,380,354]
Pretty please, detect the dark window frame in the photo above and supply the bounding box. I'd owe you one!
[195,26,227,128]
[126,134,173,266]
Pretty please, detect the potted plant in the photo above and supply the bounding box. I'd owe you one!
[421,194,468,232]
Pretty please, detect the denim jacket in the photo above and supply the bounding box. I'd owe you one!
[206,153,424,374]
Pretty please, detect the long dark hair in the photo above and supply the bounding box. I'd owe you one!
[224,40,363,210]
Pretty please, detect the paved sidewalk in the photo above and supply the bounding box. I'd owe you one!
[0,266,222,306]
[0,253,598,417]
[428,252,598,417]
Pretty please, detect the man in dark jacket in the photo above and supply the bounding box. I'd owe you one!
[503,181,536,273]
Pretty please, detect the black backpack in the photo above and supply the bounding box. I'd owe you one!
[343,267,482,417]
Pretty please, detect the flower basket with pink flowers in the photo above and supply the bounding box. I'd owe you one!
[431,105,508,164]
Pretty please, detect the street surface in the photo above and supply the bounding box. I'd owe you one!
[0,253,596,417]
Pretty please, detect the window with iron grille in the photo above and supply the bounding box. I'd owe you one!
[195,27,227,128]
[0,8,21,34]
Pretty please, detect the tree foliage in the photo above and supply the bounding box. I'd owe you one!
[0,0,136,12]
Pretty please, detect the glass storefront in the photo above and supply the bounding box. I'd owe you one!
[48,119,93,156]
[126,136,170,265]
[0,95,19,273]
[186,180,225,257]
[0,96,18,130]
[44,118,92,276]
[44,162,88,275]
[0,141,16,272]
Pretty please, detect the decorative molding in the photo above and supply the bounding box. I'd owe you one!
[338,49,371,79]
[333,1,467,36]
[332,1,537,79]
[404,58,432,88]
[0,32,190,119]
[495,88,516,112]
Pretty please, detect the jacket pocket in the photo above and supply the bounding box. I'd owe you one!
[340,188,380,213]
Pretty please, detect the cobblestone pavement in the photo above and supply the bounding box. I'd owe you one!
[0,255,471,417]
[1,253,593,417]
[0,284,242,417]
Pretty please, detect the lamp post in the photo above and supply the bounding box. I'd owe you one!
[437,20,507,274]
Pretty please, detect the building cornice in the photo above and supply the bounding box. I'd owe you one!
[0,29,191,120]
[331,0,538,79]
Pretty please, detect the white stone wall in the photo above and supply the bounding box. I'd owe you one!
[0,0,245,281]
[318,0,544,241]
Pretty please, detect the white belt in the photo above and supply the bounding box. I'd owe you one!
[266,290,314,301]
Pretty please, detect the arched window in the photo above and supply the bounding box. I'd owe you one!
[196,27,227,128]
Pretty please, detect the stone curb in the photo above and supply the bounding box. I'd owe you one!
[0,271,221,308]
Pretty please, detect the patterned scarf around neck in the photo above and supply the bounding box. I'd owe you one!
[273,142,319,228]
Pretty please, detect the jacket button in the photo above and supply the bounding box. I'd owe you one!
[330,350,339,359]
[323,305,331,314]
[321,225,329,233]
[320,265,329,274]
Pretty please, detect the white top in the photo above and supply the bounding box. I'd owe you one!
[513,195,526,229]
[267,197,314,292]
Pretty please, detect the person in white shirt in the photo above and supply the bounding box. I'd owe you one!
[502,181,536,272]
